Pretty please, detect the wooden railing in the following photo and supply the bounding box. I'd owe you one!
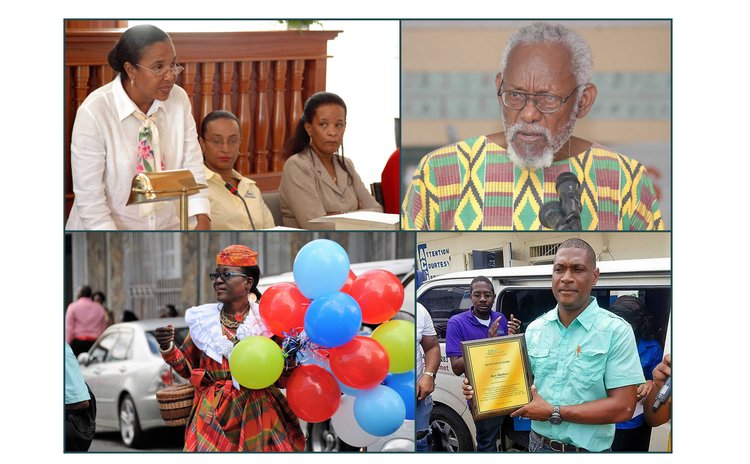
[64,28,340,220]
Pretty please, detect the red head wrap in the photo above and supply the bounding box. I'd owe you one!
[216,245,258,267]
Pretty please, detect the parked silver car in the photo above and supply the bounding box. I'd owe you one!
[77,317,189,448]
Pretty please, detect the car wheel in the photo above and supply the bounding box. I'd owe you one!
[431,404,473,452]
[306,421,360,452]
[119,394,146,448]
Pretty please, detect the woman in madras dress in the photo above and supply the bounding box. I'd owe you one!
[155,245,304,451]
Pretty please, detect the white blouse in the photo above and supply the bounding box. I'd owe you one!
[66,77,209,230]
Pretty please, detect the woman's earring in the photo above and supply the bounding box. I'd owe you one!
[130,78,135,87]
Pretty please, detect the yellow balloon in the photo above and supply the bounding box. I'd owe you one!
[229,336,284,389]
[371,320,415,373]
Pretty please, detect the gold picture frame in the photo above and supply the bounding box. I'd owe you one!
[461,334,533,420]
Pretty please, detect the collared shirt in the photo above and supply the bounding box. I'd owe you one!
[445,308,509,358]
[66,76,209,230]
[65,344,90,404]
[65,297,106,344]
[279,147,382,230]
[205,167,275,230]
[525,297,645,451]
[417,303,437,378]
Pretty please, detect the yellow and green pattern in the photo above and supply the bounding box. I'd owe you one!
[401,135,664,231]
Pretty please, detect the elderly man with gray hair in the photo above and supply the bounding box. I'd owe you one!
[402,22,663,231]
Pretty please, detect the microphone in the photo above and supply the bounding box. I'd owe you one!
[539,201,564,229]
[556,172,582,230]
[651,377,671,412]
[538,172,582,230]
[224,182,256,230]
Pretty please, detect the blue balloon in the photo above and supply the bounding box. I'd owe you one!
[293,239,350,299]
[353,385,406,436]
[304,292,362,348]
[385,372,415,420]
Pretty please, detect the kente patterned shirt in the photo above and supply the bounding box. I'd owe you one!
[401,135,664,230]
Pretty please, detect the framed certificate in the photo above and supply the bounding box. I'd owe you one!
[461,334,532,420]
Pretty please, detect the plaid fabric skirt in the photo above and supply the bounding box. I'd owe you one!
[184,378,305,452]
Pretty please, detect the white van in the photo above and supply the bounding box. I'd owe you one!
[258,259,416,452]
[416,257,671,452]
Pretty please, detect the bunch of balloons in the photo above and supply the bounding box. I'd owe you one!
[237,239,415,445]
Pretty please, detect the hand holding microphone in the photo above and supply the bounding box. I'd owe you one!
[652,377,671,412]
[651,354,672,412]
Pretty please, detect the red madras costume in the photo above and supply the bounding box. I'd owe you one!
[162,302,305,452]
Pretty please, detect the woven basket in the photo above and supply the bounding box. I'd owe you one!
[156,383,195,426]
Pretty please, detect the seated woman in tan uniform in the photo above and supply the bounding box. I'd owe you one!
[200,110,275,230]
[279,92,382,229]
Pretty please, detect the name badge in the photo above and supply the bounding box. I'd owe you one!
[244,192,256,199]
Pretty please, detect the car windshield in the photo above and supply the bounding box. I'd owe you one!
[145,327,189,354]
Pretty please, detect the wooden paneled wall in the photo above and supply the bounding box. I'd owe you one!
[64,28,339,219]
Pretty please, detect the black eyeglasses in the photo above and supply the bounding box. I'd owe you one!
[209,271,247,281]
[497,81,583,114]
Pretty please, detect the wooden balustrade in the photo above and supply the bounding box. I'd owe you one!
[64,28,340,220]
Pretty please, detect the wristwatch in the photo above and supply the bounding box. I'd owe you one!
[549,405,562,425]
[422,371,435,379]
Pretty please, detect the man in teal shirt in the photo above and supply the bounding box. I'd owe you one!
[464,238,644,452]
[65,343,95,451]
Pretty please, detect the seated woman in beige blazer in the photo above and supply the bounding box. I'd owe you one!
[279,92,382,229]
[200,110,275,230]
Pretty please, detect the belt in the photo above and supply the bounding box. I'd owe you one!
[533,431,589,452]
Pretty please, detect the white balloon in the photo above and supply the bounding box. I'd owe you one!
[330,395,378,447]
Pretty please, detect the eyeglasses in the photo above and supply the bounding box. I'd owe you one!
[209,271,247,281]
[207,137,241,148]
[136,63,184,77]
[497,82,582,114]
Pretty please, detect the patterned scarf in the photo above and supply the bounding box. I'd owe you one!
[133,110,165,173]
[132,110,167,217]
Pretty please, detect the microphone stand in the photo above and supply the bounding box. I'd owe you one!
[225,182,256,230]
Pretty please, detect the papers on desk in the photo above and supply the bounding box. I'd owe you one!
[260,226,303,231]
[309,211,400,230]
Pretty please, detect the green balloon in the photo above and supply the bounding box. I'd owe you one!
[229,336,284,389]
[371,320,415,374]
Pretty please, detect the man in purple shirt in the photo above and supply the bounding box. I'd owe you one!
[66,285,107,356]
[446,276,521,451]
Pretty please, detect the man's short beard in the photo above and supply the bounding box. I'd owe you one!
[503,106,579,170]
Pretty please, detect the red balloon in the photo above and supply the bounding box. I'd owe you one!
[349,270,405,324]
[329,336,389,390]
[259,283,310,337]
[286,365,341,423]
[340,269,357,294]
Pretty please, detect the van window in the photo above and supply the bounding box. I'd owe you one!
[498,286,671,348]
[417,284,474,340]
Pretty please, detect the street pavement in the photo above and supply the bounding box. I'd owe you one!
[90,428,183,452]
